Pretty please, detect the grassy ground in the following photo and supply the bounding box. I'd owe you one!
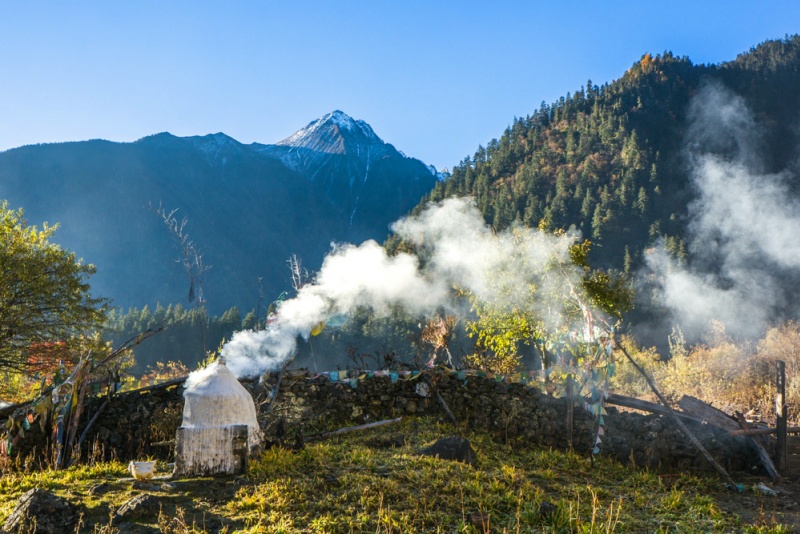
[0,417,794,533]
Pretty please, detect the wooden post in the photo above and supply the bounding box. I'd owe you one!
[776,360,787,474]
[566,375,574,450]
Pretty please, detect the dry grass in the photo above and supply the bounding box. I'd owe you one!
[612,321,800,423]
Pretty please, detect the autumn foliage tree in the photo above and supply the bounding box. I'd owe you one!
[464,234,631,374]
[0,202,107,375]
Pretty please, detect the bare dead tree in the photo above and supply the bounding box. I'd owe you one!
[153,202,211,354]
[287,254,309,293]
[286,254,319,372]
[255,277,264,331]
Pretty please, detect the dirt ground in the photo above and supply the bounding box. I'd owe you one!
[704,473,800,532]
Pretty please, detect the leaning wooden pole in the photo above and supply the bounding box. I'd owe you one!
[614,337,735,487]
[307,417,403,441]
[424,375,457,424]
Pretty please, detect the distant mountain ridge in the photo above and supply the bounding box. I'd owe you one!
[0,111,438,315]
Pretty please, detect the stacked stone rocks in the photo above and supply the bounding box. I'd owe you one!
[8,368,760,474]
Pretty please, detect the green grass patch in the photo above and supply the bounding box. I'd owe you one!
[0,417,791,533]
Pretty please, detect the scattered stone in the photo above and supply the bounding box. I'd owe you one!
[159,482,177,491]
[114,494,161,521]
[132,481,162,492]
[419,436,477,465]
[88,482,112,496]
[2,488,79,534]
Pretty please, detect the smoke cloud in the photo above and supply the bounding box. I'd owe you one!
[644,80,800,340]
[222,197,586,377]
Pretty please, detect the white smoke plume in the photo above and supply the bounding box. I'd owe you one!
[223,240,448,376]
[392,197,581,327]
[223,197,585,377]
[644,80,800,340]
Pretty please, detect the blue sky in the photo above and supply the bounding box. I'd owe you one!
[0,2,798,170]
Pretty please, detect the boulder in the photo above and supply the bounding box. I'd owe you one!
[2,488,79,534]
[114,494,161,521]
[419,436,477,465]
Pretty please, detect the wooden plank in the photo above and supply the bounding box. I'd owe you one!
[730,426,800,437]
[605,393,703,424]
[735,412,780,482]
[614,340,735,486]
[423,375,457,424]
[678,396,740,432]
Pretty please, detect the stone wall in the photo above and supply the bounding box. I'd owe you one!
[72,369,762,475]
[79,385,185,462]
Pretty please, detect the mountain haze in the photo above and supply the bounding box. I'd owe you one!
[0,111,438,315]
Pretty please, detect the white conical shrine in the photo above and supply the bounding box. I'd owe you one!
[174,360,262,476]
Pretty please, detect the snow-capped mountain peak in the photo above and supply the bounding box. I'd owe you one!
[277,110,384,155]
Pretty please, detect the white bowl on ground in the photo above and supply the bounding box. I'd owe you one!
[129,460,157,480]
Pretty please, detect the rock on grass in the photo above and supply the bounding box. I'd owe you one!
[2,488,79,534]
[419,436,477,465]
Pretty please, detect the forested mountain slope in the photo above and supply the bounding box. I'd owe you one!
[420,37,800,276]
